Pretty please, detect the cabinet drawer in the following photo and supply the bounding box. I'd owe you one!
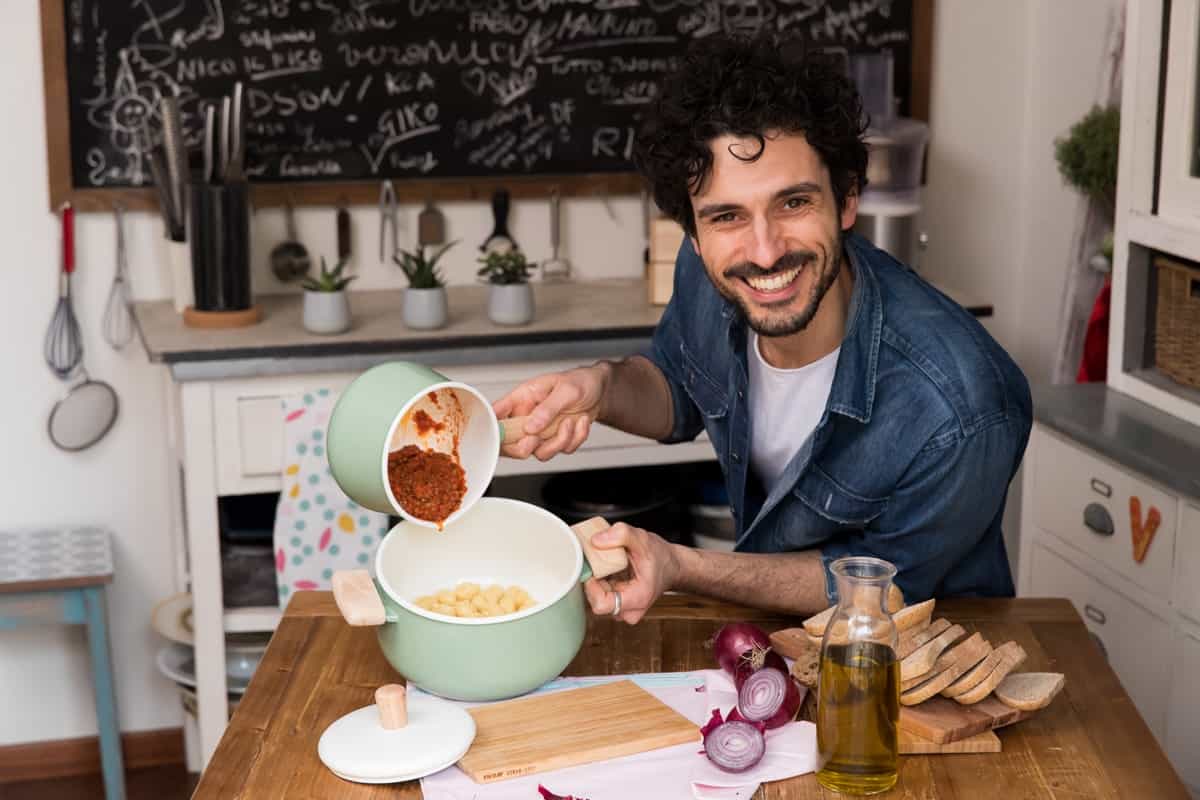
[1167,627,1200,793]
[1173,504,1200,625]
[1030,541,1170,742]
[1032,430,1176,599]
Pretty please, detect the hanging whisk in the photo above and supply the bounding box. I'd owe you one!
[44,202,83,379]
[102,204,135,349]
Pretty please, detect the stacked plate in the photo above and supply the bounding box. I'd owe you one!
[151,593,272,714]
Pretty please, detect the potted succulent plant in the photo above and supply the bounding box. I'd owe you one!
[301,256,355,334]
[394,241,456,330]
[478,249,536,326]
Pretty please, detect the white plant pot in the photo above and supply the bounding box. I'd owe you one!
[403,286,448,330]
[303,290,351,335]
[487,283,535,326]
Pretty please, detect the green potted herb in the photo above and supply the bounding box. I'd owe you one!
[1054,104,1119,271]
[477,248,536,325]
[394,241,455,330]
[301,256,355,334]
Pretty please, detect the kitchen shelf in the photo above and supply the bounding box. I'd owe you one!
[1126,213,1200,265]
[223,605,281,634]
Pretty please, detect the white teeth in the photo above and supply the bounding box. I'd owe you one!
[746,268,800,293]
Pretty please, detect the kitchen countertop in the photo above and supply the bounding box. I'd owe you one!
[193,593,1187,799]
[134,277,994,381]
[1033,383,1200,499]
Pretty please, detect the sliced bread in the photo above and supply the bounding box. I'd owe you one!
[954,641,1028,705]
[802,605,835,638]
[892,599,936,633]
[900,623,966,682]
[901,635,992,705]
[769,627,815,660]
[897,617,950,660]
[901,633,990,692]
[941,644,1008,698]
[994,672,1066,711]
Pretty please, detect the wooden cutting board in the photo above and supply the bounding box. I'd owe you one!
[899,728,1001,754]
[900,695,1033,744]
[456,679,699,783]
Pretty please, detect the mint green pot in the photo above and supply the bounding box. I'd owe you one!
[336,497,598,702]
[371,573,589,701]
[327,361,504,528]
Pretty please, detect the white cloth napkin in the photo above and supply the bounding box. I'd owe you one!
[416,670,817,799]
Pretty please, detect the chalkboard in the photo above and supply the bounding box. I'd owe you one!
[40,0,933,210]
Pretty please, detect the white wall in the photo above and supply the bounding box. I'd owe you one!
[0,0,1121,747]
[919,0,1123,577]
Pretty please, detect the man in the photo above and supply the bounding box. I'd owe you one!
[494,34,1032,623]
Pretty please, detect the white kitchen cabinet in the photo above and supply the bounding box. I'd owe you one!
[1167,626,1200,794]
[1029,540,1171,741]
[1019,422,1198,780]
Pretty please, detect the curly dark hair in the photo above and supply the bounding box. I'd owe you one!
[635,33,869,237]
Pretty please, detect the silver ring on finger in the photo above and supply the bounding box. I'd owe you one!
[611,590,622,617]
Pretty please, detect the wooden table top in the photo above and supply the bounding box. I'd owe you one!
[194,593,1190,799]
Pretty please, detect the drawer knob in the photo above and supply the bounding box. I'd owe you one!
[1090,478,1112,498]
[1084,603,1107,625]
[1083,503,1114,536]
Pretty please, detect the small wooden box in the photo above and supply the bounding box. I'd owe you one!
[648,260,674,305]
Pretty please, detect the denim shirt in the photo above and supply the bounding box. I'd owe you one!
[642,232,1032,603]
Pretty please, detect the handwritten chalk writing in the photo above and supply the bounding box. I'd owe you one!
[385,71,437,96]
[388,150,439,172]
[249,48,324,82]
[378,102,440,136]
[559,11,657,39]
[469,10,529,35]
[592,126,635,159]
[247,82,350,117]
[586,74,658,105]
[867,29,908,47]
[177,56,238,83]
[295,123,353,153]
[280,153,343,177]
[237,0,291,21]
[514,0,591,12]
[550,99,575,125]
[454,102,537,147]
[330,8,398,34]
[240,28,318,51]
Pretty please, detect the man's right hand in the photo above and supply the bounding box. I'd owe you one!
[493,363,611,461]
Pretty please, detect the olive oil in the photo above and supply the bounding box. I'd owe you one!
[816,640,900,795]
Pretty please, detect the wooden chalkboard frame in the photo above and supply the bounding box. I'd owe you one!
[39,0,934,212]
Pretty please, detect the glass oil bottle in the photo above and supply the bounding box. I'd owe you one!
[816,556,901,795]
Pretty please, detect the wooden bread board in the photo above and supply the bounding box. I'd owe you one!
[900,695,1034,744]
[899,728,1001,754]
[457,679,699,783]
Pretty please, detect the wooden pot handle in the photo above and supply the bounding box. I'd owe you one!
[499,414,573,445]
[331,570,387,626]
[570,516,629,580]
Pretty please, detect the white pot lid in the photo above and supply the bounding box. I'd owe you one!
[318,693,476,784]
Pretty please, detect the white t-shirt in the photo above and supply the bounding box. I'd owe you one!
[747,333,841,493]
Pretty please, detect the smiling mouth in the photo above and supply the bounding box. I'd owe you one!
[741,267,802,294]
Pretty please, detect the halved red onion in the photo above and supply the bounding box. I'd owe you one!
[702,719,767,773]
[710,622,772,675]
[732,645,789,690]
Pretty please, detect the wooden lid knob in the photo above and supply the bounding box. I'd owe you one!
[376,684,408,730]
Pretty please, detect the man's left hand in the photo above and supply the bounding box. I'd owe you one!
[583,523,680,624]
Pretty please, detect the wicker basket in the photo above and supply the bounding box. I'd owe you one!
[1155,256,1200,390]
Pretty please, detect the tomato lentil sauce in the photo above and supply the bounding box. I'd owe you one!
[413,409,445,435]
[387,445,466,526]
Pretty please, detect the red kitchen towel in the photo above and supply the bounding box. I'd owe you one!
[1076,277,1111,383]
[416,670,815,800]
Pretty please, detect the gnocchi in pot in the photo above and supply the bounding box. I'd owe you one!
[414,582,536,618]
